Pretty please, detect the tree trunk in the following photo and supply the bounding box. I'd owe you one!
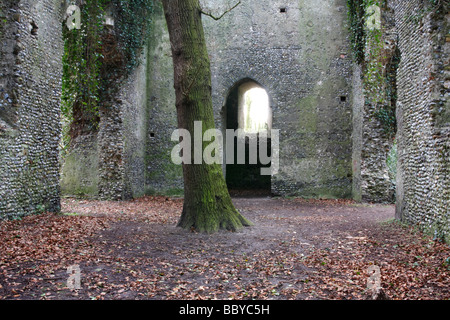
[162,0,252,233]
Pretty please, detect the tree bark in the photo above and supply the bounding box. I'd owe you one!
[162,0,252,233]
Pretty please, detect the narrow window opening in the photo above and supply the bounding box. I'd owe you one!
[340,96,347,102]
[280,7,287,13]
[150,132,155,138]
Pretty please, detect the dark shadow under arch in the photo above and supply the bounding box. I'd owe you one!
[223,78,272,196]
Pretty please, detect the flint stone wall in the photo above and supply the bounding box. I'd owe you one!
[0,0,64,219]
[393,0,449,241]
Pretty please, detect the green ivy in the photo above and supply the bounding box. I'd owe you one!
[347,0,366,64]
[61,0,105,121]
[111,0,154,72]
[347,0,398,137]
[376,46,400,136]
[346,0,386,102]
[61,0,153,149]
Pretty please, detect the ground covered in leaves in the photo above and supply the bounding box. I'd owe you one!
[0,196,449,300]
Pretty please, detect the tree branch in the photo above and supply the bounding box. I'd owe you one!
[200,1,241,21]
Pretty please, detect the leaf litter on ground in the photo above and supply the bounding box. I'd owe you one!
[0,196,448,300]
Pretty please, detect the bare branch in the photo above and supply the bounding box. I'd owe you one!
[200,1,241,21]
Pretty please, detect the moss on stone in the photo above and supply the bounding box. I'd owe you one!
[60,145,99,198]
[297,96,318,134]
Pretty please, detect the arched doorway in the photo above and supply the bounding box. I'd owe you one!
[224,79,272,196]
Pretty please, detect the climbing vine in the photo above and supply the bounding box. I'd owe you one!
[347,0,445,137]
[346,0,386,104]
[376,46,400,136]
[110,0,154,72]
[346,0,398,137]
[347,0,366,64]
[61,0,105,126]
[61,0,153,149]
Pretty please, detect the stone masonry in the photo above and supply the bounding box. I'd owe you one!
[146,0,354,198]
[0,0,64,219]
[352,1,398,204]
[0,0,448,243]
[392,0,449,241]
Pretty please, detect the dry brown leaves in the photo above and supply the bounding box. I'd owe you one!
[0,196,448,300]
[0,212,109,299]
[301,223,450,300]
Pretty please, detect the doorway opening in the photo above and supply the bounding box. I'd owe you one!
[224,79,272,197]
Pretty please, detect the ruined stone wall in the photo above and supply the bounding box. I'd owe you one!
[145,3,183,196]
[146,0,354,198]
[0,0,64,218]
[393,0,449,241]
[352,1,398,203]
[97,47,149,200]
[120,48,149,200]
[60,133,99,198]
[60,10,150,201]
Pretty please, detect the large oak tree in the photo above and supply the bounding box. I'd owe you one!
[162,0,252,233]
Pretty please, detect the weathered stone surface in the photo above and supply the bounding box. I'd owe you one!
[392,0,449,241]
[145,3,183,196]
[1,0,447,245]
[61,133,99,198]
[0,0,64,219]
[146,0,354,198]
[352,1,398,204]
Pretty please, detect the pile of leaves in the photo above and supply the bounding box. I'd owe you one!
[0,212,109,299]
[61,196,182,224]
[301,222,450,300]
[0,196,448,300]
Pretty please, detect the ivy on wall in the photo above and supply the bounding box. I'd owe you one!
[346,0,398,137]
[347,0,445,138]
[61,0,105,133]
[347,0,366,64]
[111,0,153,72]
[61,0,153,146]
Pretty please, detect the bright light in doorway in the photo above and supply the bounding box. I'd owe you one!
[239,85,271,134]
